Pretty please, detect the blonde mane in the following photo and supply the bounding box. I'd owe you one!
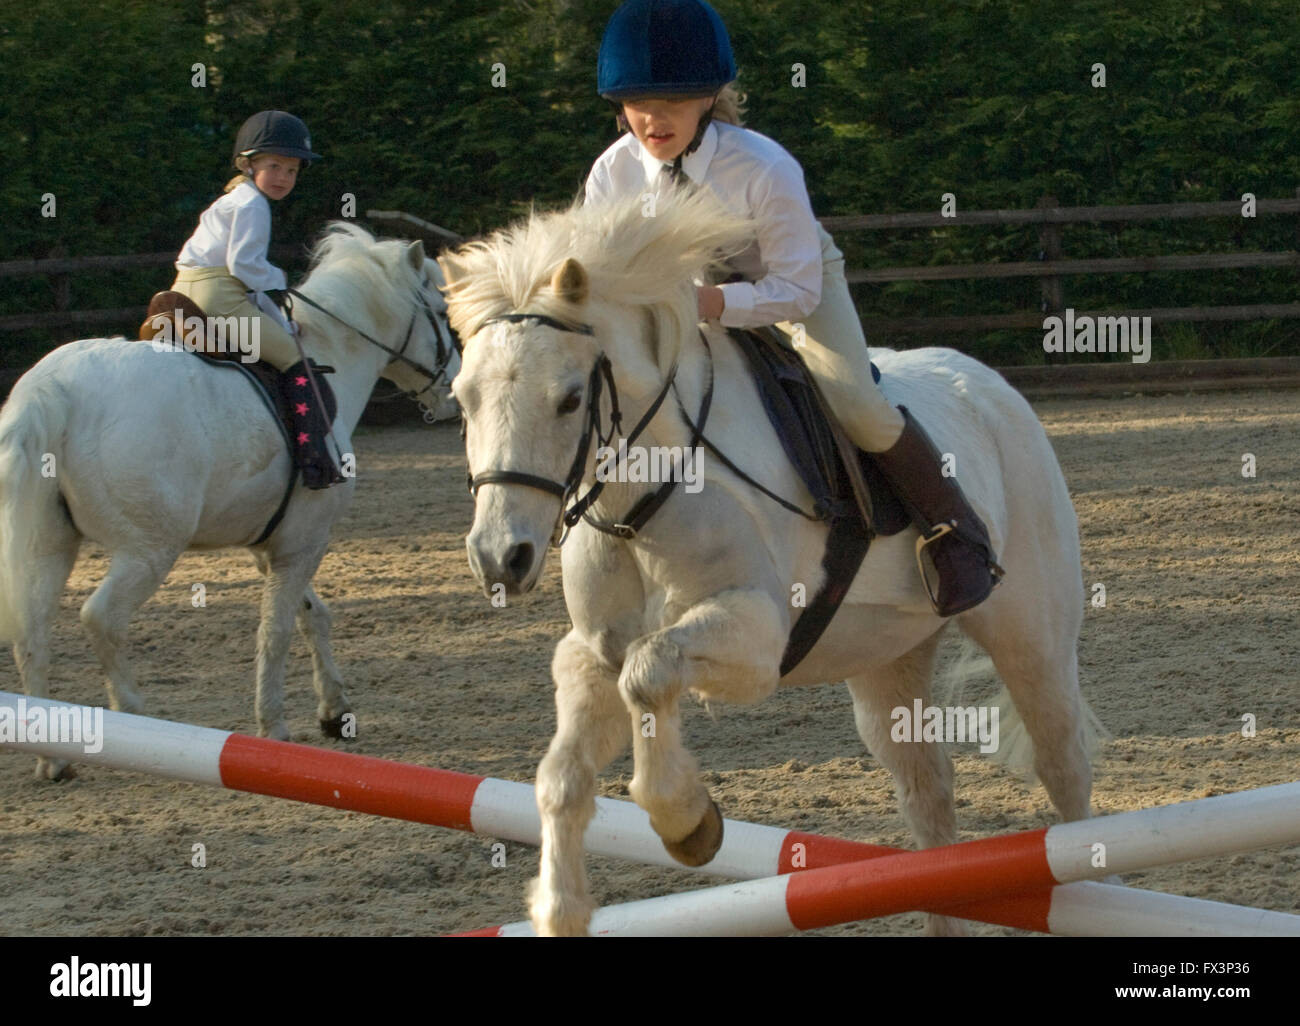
[301,221,429,331]
[439,190,753,372]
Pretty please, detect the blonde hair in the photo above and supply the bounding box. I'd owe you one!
[223,155,255,194]
[711,83,746,126]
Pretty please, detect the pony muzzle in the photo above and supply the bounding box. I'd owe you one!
[465,490,557,597]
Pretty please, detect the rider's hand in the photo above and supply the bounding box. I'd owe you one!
[696,285,725,321]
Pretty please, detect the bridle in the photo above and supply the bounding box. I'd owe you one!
[287,274,458,408]
[464,312,720,548]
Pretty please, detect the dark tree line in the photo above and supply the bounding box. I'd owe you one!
[3,0,1298,365]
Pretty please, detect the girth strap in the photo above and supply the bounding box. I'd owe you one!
[779,519,871,677]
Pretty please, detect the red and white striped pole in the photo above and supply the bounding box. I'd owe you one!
[479,781,1300,936]
[5,692,1296,937]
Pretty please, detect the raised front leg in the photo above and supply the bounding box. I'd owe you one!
[620,588,785,864]
[295,583,353,737]
[529,630,629,937]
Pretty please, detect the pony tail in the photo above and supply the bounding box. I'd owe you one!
[223,174,249,194]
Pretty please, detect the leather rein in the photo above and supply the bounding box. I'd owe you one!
[287,275,458,406]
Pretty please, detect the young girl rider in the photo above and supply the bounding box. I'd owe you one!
[171,109,342,489]
[586,0,1001,616]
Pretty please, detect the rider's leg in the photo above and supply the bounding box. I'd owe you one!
[171,268,342,489]
[170,267,299,369]
[776,226,1000,616]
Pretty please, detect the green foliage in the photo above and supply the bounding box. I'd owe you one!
[3,0,1299,368]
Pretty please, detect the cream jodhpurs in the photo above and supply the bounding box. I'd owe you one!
[774,225,904,452]
[169,266,300,371]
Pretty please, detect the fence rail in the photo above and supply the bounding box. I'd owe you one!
[3,194,1299,343]
[830,191,1300,338]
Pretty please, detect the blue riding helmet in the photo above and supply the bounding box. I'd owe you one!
[597,0,737,99]
[233,110,322,167]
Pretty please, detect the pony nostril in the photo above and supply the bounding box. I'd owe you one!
[505,542,534,582]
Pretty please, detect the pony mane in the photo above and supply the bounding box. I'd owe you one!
[440,189,754,362]
[300,221,428,328]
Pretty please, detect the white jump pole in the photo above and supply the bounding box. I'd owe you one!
[4,691,1295,937]
[482,781,1300,937]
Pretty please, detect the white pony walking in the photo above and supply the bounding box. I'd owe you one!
[439,190,1101,936]
[0,223,457,780]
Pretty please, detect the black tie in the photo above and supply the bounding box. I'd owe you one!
[659,160,684,189]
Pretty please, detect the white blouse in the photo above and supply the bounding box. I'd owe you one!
[177,181,287,294]
[585,121,823,329]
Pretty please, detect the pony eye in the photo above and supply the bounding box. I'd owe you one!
[557,390,582,415]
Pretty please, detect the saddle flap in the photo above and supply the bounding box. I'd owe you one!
[726,327,908,537]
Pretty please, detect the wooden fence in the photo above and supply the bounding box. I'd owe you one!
[822,191,1300,337]
[4,195,1300,388]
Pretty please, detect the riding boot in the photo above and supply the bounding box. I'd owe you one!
[280,360,344,489]
[870,405,1003,616]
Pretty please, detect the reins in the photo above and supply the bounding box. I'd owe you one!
[287,276,457,406]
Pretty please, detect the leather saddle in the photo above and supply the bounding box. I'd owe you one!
[138,291,338,531]
[726,327,909,540]
[724,327,911,677]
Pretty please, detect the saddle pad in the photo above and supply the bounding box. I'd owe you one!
[195,356,337,447]
[192,355,338,545]
[726,327,909,538]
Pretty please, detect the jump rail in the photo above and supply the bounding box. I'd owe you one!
[4,692,1295,937]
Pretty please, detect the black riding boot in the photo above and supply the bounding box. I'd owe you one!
[871,405,1003,616]
[280,360,344,490]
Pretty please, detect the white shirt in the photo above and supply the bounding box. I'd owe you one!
[585,122,823,329]
[177,180,287,294]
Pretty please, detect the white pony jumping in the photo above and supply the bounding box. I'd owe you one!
[439,189,1101,936]
[0,223,457,780]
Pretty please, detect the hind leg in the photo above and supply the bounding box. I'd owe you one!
[11,527,81,780]
[959,607,1093,823]
[79,548,180,719]
[253,544,327,740]
[295,583,352,737]
[846,631,967,935]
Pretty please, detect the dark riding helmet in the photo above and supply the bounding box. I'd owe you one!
[233,110,322,167]
[597,0,736,100]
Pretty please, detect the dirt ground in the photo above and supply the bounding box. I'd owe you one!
[2,387,1297,936]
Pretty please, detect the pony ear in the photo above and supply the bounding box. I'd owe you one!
[551,258,588,305]
[406,239,426,270]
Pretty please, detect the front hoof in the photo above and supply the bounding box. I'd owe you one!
[260,723,291,742]
[35,757,76,782]
[319,714,352,740]
[662,798,724,868]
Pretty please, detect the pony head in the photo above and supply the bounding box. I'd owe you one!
[303,222,457,408]
[438,189,751,595]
